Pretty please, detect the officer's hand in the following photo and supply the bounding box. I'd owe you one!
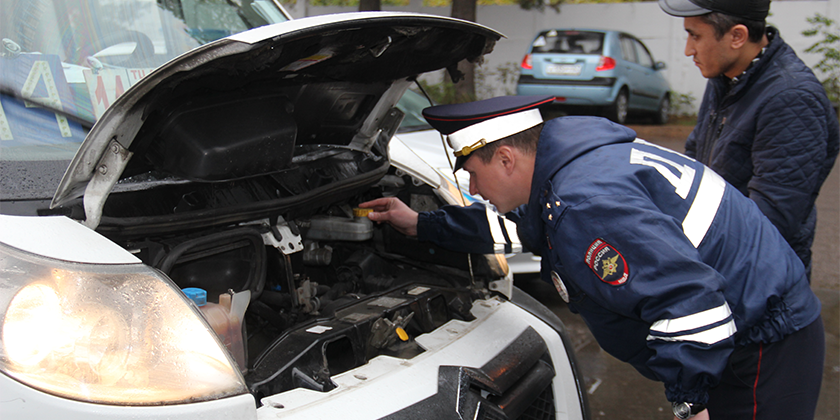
[673,409,709,420]
[358,197,419,237]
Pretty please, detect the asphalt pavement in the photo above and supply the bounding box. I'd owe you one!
[519,123,839,420]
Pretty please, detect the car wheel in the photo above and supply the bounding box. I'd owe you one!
[605,89,628,124]
[654,96,670,125]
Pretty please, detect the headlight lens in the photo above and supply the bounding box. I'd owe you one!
[0,242,248,405]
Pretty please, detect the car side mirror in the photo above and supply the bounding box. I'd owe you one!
[654,61,667,70]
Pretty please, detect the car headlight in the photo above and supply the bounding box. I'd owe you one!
[0,242,248,405]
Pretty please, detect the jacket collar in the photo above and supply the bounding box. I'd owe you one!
[528,116,637,199]
[714,26,782,98]
[514,116,636,254]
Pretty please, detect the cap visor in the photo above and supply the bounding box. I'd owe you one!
[659,0,711,16]
[453,155,468,173]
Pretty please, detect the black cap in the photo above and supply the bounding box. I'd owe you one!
[659,0,770,21]
[422,95,554,171]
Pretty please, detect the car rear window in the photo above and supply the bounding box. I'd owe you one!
[530,30,604,54]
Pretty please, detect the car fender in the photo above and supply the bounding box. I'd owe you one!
[607,79,630,104]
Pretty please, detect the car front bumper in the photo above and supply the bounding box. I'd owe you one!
[0,380,257,420]
[1,296,586,420]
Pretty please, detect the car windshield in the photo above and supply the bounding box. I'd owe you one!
[0,0,289,201]
[396,89,434,133]
[530,30,603,55]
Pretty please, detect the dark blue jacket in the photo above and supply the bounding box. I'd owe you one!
[418,116,821,404]
[687,28,840,276]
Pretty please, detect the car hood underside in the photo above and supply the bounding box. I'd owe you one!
[50,13,501,229]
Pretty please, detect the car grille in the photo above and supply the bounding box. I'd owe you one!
[518,385,556,420]
[381,327,560,420]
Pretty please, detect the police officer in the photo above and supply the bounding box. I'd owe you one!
[360,95,824,419]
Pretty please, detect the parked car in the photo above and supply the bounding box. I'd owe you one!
[0,2,588,419]
[394,89,542,276]
[516,29,671,125]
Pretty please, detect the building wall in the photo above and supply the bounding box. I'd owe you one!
[283,0,838,110]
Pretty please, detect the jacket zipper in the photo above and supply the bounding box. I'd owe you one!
[706,116,727,163]
[703,86,734,164]
[703,110,718,163]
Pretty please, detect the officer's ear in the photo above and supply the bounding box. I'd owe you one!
[729,24,749,49]
[495,145,518,175]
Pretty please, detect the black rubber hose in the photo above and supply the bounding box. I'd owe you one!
[258,290,294,309]
[249,300,292,331]
[157,227,266,301]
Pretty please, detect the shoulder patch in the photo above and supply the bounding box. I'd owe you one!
[585,238,629,286]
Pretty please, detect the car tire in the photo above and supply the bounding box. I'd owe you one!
[605,89,628,125]
[654,96,670,125]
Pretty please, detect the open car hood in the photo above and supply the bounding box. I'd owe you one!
[51,12,501,228]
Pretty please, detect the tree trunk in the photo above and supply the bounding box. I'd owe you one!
[359,0,381,11]
[449,0,477,102]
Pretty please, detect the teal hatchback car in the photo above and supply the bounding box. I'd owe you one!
[516,29,671,125]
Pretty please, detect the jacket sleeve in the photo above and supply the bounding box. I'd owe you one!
[748,89,831,241]
[417,203,518,255]
[551,194,735,404]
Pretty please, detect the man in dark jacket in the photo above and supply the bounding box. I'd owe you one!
[659,0,840,278]
[361,95,824,419]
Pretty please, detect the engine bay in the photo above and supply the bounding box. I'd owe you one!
[110,165,504,401]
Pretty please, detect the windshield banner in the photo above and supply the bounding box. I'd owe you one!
[83,67,153,119]
[0,53,87,147]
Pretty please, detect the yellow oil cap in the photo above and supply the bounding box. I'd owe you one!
[353,207,373,218]
[395,327,409,342]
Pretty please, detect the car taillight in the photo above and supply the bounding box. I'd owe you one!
[596,56,616,71]
[520,54,532,70]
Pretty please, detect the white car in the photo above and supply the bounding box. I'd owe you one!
[0,3,587,419]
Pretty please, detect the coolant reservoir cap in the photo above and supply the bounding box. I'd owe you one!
[353,207,373,218]
[182,287,208,306]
